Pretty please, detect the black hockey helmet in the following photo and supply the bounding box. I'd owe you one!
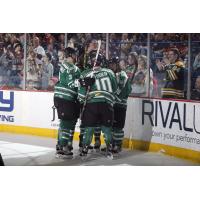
[108,56,120,72]
[64,47,76,58]
[109,56,120,65]
[88,50,103,67]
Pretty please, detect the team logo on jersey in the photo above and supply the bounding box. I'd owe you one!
[68,74,72,80]
[95,93,101,96]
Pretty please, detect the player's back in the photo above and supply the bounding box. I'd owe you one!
[54,61,80,101]
[79,67,117,106]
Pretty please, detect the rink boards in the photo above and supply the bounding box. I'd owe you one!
[1,90,200,162]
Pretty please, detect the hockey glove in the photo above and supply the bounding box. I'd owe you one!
[79,77,95,87]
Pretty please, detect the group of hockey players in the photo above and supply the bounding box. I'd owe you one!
[53,39,131,159]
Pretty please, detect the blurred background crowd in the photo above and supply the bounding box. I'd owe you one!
[1,33,200,100]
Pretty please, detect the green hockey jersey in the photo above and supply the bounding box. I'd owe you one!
[78,67,117,106]
[54,61,81,101]
[115,70,131,108]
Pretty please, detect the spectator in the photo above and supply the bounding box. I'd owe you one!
[44,33,55,46]
[120,33,132,59]
[26,49,40,89]
[131,55,153,97]
[125,52,138,80]
[41,52,54,90]
[58,43,65,63]
[0,46,13,86]
[87,39,98,53]
[26,79,38,90]
[119,59,127,71]
[161,48,185,99]
[67,37,75,49]
[10,34,21,49]
[191,63,200,90]
[47,44,57,57]
[9,42,24,89]
[58,34,65,45]
[154,50,170,97]
[33,36,45,56]
[191,76,200,100]
[109,33,120,57]
[193,53,200,70]
[0,42,4,57]
[47,78,57,91]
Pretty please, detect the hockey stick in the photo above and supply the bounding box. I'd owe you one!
[130,64,138,83]
[93,40,101,70]
[80,40,101,120]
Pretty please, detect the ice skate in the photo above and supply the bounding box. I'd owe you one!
[94,144,101,153]
[55,145,73,159]
[112,145,121,154]
[105,147,113,160]
[80,146,88,161]
[87,145,94,153]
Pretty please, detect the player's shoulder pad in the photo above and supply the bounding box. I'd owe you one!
[81,68,93,77]
[61,61,73,70]
[59,63,66,73]
[120,70,128,78]
[102,68,115,76]
[74,65,80,73]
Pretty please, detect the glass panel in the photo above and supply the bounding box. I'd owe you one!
[0,33,192,100]
[109,33,148,97]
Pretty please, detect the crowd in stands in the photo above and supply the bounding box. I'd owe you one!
[1,33,200,100]
[0,33,24,89]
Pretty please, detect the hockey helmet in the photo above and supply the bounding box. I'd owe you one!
[88,50,103,67]
[108,56,120,72]
[109,56,120,65]
[64,47,76,58]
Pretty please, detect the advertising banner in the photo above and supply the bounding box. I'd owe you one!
[124,98,200,152]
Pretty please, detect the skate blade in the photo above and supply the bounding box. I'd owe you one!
[55,153,63,159]
[99,151,114,160]
[62,155,73,159]
[106,154,113,160]
[55,153,73,159]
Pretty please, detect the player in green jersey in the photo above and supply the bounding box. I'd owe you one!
[108,56,131,153]
[54,47,81,158]
[78,50,117,158]
[76,43,103,152]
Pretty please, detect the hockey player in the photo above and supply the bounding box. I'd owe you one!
[54,47,81,158]
[78,50,118,158]
[108,56,131,153]
[77,41,108,152]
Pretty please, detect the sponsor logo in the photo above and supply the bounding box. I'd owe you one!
[142,99,200,134]
[0,91,14,112]
[0,91,14,122]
